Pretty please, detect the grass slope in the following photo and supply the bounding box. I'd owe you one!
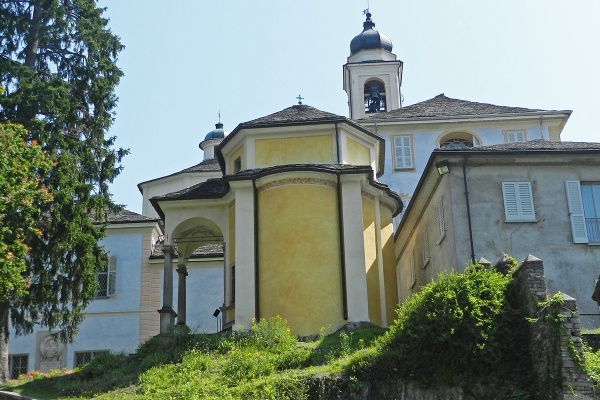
[3,263,590,399]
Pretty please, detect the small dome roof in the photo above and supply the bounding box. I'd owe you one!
[350,13,393,55]
[204,122,229,141]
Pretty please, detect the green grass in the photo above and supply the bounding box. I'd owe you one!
[1,264,563,399]
[1,317,386,399]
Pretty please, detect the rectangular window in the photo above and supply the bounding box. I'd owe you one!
[422,226,430,268]
[74,351,109,368]
[8,354,28,380]
[581,184,600,243]
[502,182,536,222]
[393,136,413,170]
[505,130,526,143]
[436,197,445,240]
[409,252,416,288]
[566,181,600,244]
[97,255,117,298]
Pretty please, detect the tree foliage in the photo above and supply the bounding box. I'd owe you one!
[0,122,52,303]
[0,0,127,351]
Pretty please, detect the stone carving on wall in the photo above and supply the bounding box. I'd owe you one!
[36,333,66,373]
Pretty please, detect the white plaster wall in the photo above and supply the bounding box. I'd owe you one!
[164,262,224,333]
[446,159,600,328]
[66,315,141,368]
[86,233,143,313]
[8,230,147,372]
[396,177,459,303]
[375,122,551,202]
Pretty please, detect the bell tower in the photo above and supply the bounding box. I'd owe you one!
[343,12,403,120]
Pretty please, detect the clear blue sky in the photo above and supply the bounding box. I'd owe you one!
[100,0,600,213]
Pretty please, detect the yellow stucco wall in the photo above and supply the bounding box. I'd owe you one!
[362,197,382,326]
[258,182,343,336]
[347,138,371,166]
[229,145,244,174]
[380,207,398,324]
[255,135,334,167]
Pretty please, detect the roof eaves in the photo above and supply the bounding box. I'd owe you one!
[364,109,572,123]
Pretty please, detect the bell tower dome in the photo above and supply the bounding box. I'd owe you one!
[343,12,403,120]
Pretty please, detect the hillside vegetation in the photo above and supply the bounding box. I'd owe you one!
[2,263,585,399]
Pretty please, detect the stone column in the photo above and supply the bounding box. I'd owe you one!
[176,261,188,326]
[158,244,177,334]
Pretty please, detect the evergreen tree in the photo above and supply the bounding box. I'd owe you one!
[0,0,126,382]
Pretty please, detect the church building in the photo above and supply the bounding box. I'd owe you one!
[8,10,598,379]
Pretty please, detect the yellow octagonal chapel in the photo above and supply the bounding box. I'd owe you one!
[151,105,402,337]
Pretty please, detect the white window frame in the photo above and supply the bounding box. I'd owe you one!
[504,130,527,143]
[422,226,430,268]
[393,135,414,170]
[436,197,446,243]
[97,255,117,298]
[502,182,536,222]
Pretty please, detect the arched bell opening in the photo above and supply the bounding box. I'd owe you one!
[364,80,387,114]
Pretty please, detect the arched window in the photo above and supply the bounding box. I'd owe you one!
[437,132,481,149]
[364,80,386,113]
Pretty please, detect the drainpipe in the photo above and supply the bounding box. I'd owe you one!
[539,114,544,140]
[336,174,349,320]
[335,122,341,164]
[462,155,476,265]
[253,178,260,319]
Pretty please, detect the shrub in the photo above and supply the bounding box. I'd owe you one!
[348,264,524,385]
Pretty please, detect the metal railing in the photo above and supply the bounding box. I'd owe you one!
[586,218,600,243]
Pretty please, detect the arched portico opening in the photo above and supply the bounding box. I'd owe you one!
[160,217,224,333]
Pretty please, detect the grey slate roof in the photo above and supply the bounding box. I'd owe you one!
[367,94,562,119]
[150,241,223,259]
[137,159,221,193]
[153,178,227,201]
[105,208,160,224]
[244,105,344,126]
[177,158,221,173]
[436,139,600,152]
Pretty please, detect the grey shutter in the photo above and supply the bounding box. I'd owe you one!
[565,180,589,243]
[517,182,535,220]
[107,256,117,296]
[502,182,519,220]
[502,182,535,221]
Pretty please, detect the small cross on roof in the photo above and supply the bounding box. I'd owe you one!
[296,94,304,105]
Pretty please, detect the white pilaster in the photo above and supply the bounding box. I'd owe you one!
[374,196,387,327]
[340,176,370,322]
[233,182,256,329]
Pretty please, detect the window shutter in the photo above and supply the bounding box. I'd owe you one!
[517,182,535,219]
[409,252,416,288]
[394,136,412,168]
[422,226,430,266]
[107,256,117,296]
[565,180,589,243]
[502,182,519,220]
[502,182,535,221]
[436,198,445,237]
